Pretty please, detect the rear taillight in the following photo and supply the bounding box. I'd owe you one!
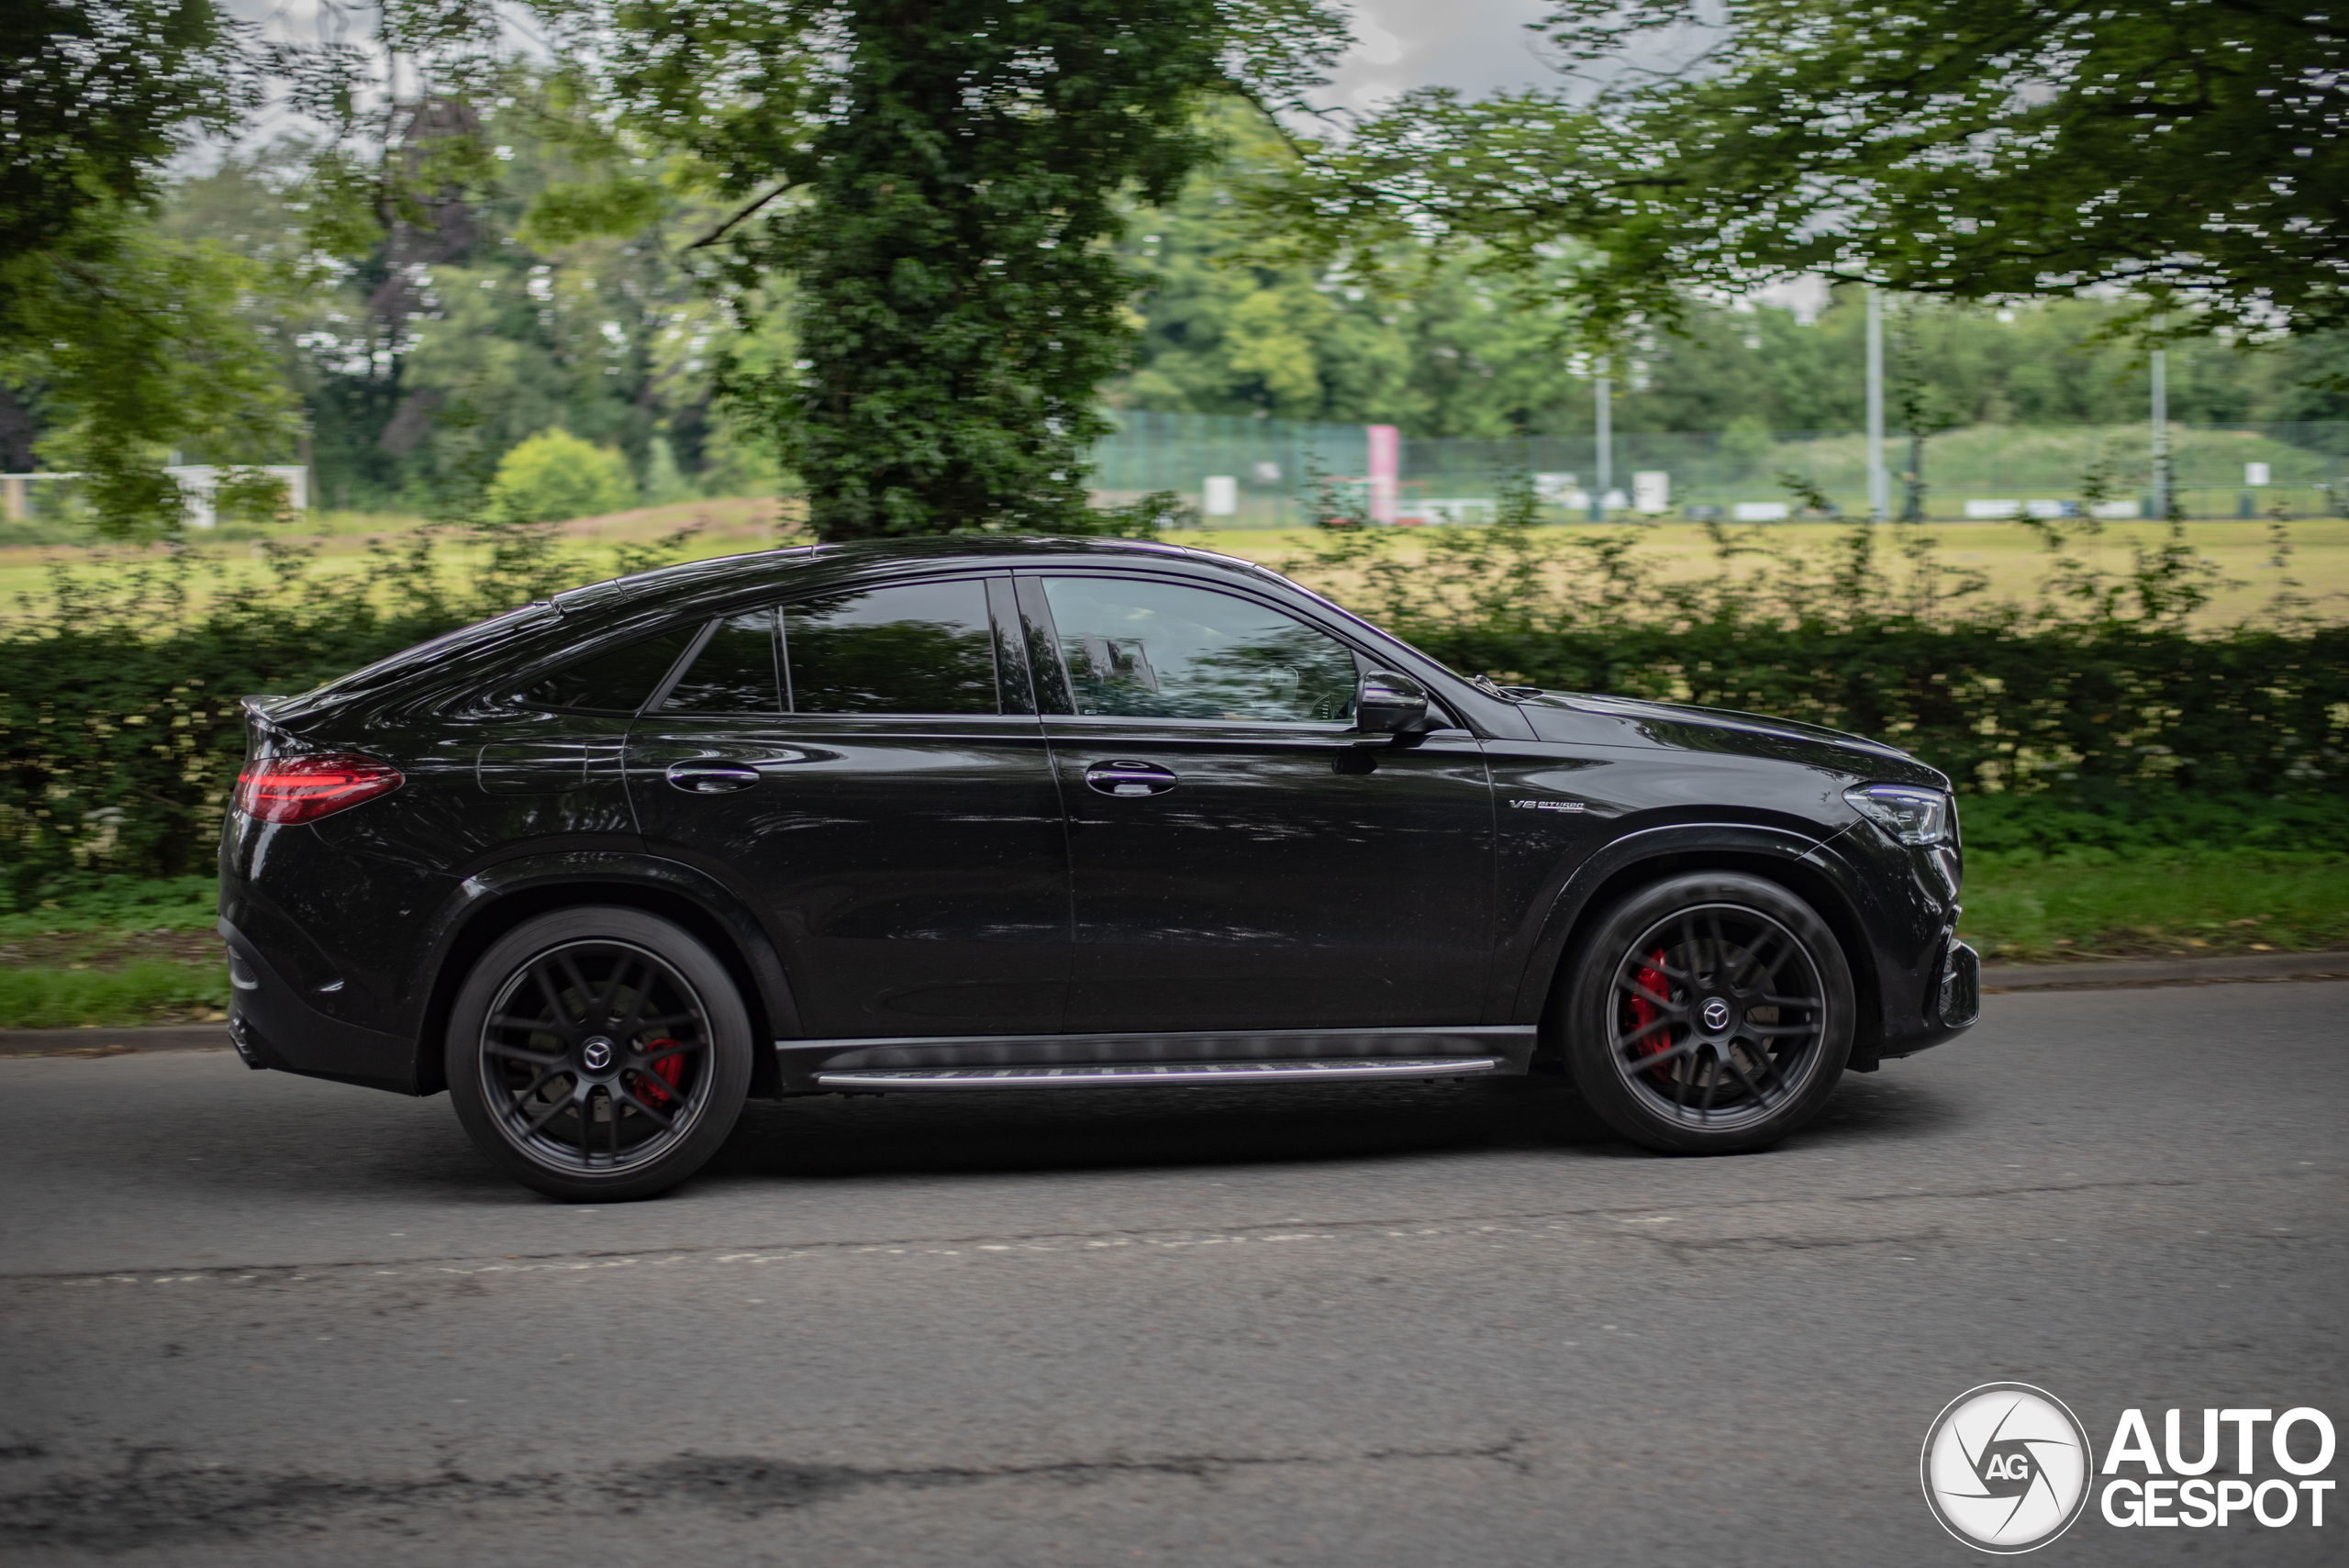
[233,755,404,824]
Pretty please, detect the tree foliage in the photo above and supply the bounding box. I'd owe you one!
[1108,115,2347,437]
[0,0,250,272]
[1252,0,2347,350]
[568,0,1349,539]
[0,0,300,538]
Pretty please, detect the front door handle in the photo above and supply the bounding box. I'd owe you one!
[665,763,761,794]
[1085,761,1178,797]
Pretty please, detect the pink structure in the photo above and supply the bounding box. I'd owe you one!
[1366,424,1399,524]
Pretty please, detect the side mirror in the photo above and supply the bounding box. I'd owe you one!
[1355,670,1431,735]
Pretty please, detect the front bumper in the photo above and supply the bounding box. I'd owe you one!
[1936,940,1981,1029]
[1876,939,1981,1062]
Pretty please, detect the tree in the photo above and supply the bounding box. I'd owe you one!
[0,0,302,536]
[575,0,1348,539]
[1253,1,2346,353]
[0,0,248,273]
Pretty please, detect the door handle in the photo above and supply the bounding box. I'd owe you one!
[665,763,761,794]
[1085,761,1178,797]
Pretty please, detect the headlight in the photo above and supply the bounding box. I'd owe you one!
[1843,784,1952,846]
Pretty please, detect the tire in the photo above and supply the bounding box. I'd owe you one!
[1561,872,1854,1155]
[446,906,752,1202]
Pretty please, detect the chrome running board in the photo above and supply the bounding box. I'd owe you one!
[816,1056,1504,1091]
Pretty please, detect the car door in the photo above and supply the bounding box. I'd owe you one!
[1019,571,1494,1033]
[626,574,1069,1039]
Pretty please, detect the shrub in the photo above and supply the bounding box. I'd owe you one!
[488,429,637,524]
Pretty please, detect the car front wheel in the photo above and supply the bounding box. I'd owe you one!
[1563,872,1854,1154]
[447,906,752,1201]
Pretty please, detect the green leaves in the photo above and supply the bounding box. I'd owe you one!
[487,428,638,523]
[1,213,302,539]
[586,0,1346,538]
[1262,1,2348,348]
[0,0,254,272]
[517,177,669,250]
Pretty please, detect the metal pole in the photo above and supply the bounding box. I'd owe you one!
[1592,358,1612,520]
[1865,288,1887,522]
[2150,348,2168,517]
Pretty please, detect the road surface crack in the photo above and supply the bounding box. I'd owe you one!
[0,1440,1531,1546]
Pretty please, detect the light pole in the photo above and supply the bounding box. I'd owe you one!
[1865,288,1887,523]
[2149,346,2169,518]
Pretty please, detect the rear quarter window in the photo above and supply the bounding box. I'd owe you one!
[520,627,701,713]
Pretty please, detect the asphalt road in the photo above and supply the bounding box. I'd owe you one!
[1,983,2342,1566]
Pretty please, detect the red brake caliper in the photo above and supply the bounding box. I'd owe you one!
[631,1040,685,1107]
[1628,949,1672,1077]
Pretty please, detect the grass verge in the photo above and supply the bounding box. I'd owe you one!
[0,875,226,1029]
[1957,851,2349,962]
[0,962,229,1029]
[3,853,2344,1028]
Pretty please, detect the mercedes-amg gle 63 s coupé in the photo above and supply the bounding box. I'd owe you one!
[221,538,1980,1200]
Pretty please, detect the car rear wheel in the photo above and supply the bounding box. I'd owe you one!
[1562,873,1854,1155]
[446,906,752,1201]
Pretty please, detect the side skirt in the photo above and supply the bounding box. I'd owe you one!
[774,1025,1535,1094]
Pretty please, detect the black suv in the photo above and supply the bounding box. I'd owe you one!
[221,537,1978,1199]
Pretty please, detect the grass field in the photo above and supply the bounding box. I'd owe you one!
[1191,518,2349,626]
[6,501,2347,628]
[0,497,793,620]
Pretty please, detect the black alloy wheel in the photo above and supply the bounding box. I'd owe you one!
[1562,872,1854,1154]
[447,907,752,1201]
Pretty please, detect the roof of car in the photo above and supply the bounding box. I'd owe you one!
[552,533,1285,613]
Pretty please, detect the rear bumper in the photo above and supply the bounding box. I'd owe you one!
[220,919,424,1095]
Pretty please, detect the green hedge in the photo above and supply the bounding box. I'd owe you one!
[1411,616,2349,799]
[4,509,2344,903]
[0,528,586,904]
[1287,501,2348,806]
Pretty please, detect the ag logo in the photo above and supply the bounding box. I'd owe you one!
[1921,1383,2093,1553]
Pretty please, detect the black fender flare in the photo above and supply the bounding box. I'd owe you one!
[411,850,804,1095]
[1505,819,1876,1035]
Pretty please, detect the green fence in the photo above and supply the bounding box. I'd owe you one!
[1084,415,2349,526]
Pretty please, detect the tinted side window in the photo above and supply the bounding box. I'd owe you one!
[520,627,698,713]
[663,611,782,713]
[784,580,999,715]
[1039,577,1358,723]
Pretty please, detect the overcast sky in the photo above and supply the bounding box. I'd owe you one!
[226,0,1578,109]
[1319,0,1569,110]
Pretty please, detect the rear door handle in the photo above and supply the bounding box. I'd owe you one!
[665,763,761,794]
[1085,761,1178,797]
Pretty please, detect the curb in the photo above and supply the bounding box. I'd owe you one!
[3,951,2347,1055]
[1980,950,2349,993]
[0,1024,230,1059]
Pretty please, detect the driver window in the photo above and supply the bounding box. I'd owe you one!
[1038,577,1358,724]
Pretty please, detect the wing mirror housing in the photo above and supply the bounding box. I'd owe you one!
[1355,670,1432,736]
